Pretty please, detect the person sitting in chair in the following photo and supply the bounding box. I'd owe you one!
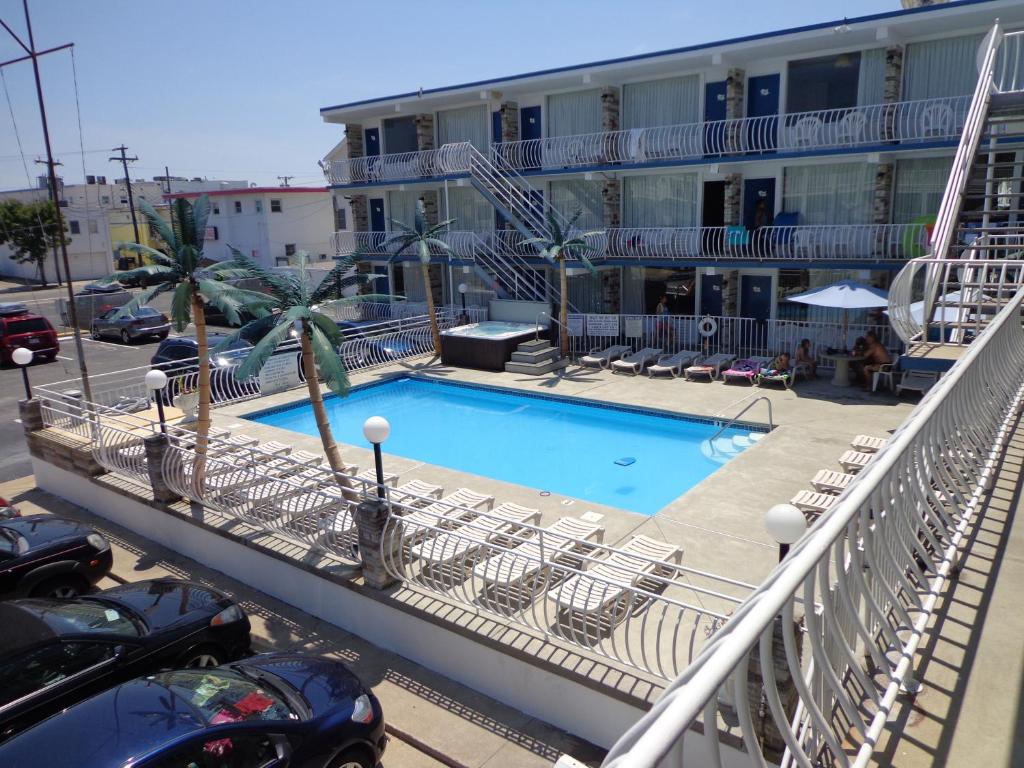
[795,338,817,379]
[862,331,892,390]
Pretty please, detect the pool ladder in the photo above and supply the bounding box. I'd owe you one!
[709,397,774,455]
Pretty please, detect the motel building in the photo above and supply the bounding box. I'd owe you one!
[320,0,1024,340]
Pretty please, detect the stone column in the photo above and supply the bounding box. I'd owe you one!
[601,87,621,163]
[344,124,364,159]
[143,433,179,504]
[724,173,743,226]
[872,163,895,257]
[499,101,519,143]
[722,271,739,317]
[419,190,439,227]
[349,195,368,233]
[882,46,904,141]
[415,114,435,152]
[602,179,621,229]
[18,399,43,433]
[725,69,746,153]
[354,498,401,589]
[744,615,805,763]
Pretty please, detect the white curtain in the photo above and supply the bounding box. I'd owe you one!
[621,266,646,314]
[892,156,952,223]
[437,105,489,151]
[622,174,698,227]
[858,48,887,106]
[623,75,700,129]
[782,163,875,224]
[547,90,603,138]
[567,271,604,313]
[443,187,493,232]
[904,34,984,100]
[550,179,603,229]
[386,190,419,230]
[402,262,427,301]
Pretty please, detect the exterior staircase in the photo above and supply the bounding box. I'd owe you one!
[504,338,567,375]
[888,25,1024,372]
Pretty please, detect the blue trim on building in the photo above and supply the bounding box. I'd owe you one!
[320,0,1000,114]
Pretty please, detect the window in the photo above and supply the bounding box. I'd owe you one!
[100,195,110,205]
[782,163,875,224]
[549,179,603,229]
[786,52,862,113]
[88,220,99,235]
[255,199,263,213]
[547,89,602,138]
[68,220,81,235]
[5,318,51,335]
[335,207,347,230]
[212,203,220,215]
[143,733,281,768]
[622,75,700,129]
[0,642,116,707]
[234,201,242,214]
[270,199,282,213]
[120,197,128,205]
[436,105,489,151]
[275,256,290,266]
[622,173,699,227]
[382,115,419,154]
[284,244,296,257]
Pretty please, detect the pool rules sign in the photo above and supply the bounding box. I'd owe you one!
[258,354,303,395]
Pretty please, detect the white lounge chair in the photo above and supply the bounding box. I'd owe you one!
[290,450,324,467]
[684,353,736,381]
[579,344,631,369]
[550,534,682,619]
[896,370,939,397]
[810,469,855,494]
[400,488,495,540]
[647,350,701,378]
[790,490,836,516]
[410,502,541,568]
[839,450,873,473]
[472,517,605,588]
[611,347,663,375]
[389,479,444,506]
[851,434,888,453]
[271,485,347,522]
[254,440,292,456]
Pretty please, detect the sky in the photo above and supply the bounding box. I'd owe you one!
[0,0,898,191]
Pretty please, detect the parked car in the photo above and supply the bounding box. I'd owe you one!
[0,514,111,600]
[0,498,20,521]
[0,304,59,365]
[0,652,386,767]
[91,306,171,344]
[117,271,179,289]
[77,281,124,295]
[0,578,252,741]
[150,334,252,376]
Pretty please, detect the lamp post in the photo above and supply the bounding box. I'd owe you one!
[144,369,169,433]
[765,503,807,563]
[362,416,391,499]
[12,347,33,400]
[457,282,468,322]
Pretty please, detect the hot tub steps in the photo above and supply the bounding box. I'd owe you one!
[504,340,567,375]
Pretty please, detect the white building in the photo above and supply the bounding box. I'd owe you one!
[166,187,336,269]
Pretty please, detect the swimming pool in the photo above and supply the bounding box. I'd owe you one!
[245,378,763,515]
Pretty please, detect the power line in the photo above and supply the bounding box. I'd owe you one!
[277,175,293,187]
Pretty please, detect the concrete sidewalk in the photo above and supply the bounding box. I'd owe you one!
[0,475,605,768]
[873,413,1024,767]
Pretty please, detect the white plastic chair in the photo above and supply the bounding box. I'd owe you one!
[920,103,955,138]
[791,116,823,148]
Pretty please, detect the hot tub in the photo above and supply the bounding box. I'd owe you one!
[441,321,545,371]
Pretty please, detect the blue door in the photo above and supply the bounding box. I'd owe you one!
[700,274,723,316]
[743,178,776,230]
[364,128,380,157]
[740,274,773,353]
[369,198,386,233]
[703,80,727,155]
[746,74,779,153]
[492,110,502,143]
[521,106,541,141]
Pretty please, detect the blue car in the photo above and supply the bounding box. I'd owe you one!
[0,652,386,768]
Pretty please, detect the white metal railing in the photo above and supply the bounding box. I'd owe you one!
[603,287,1024,767]
[324,145,459,185]
[382,507,753,680]
[995,30,1024,92]
[565,314,900,364]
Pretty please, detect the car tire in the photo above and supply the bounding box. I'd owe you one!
[120,330,131,344]
[29,575,87,599]
[91,327,101,340]
[329,747,376,768]
[156,332,169,341]
[179,644,225,669]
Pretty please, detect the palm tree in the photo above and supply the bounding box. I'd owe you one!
[217,250,386,491]
[384,199,454,355]
[522,209,603,356]
[109,197,273,459]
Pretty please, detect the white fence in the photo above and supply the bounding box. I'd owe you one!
[601,287,1024,766]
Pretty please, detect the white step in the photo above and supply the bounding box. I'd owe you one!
[504,358,569,376]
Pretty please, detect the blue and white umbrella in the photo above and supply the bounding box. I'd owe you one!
[787,279,889,347]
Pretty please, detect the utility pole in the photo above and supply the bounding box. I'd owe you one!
[164,165,175,233]
[277,175,293,187]
[1,1,91,400]
[109,145,140,246]
[33,157,63,287]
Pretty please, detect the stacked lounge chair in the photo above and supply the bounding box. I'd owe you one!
[410,503,542,571]
[646,350,701,378]
[721,357,773,385]
[851,434,888,453]
[684,353,735,381]
[611,348,663,375]
[579,345,631,369]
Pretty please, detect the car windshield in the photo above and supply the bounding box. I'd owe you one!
[31,599,141,637]
[135,307,160,317]
[0,526,28,556]
[158,668,297,724]
[5,318,50,334]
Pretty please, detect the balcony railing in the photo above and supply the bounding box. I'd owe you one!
[324,145,464,186]
[332,229,487,259]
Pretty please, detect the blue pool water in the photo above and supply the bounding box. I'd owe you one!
[246,378,759,515]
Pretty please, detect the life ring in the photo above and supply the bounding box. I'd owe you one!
[903,215,936,258]
[698,316,719,338]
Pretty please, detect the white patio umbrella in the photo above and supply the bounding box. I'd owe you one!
[883,290,981,324]
[786,279,889,348]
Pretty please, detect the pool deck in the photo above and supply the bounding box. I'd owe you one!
[218,356,916,590]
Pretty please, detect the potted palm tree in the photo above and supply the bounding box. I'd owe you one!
[109,196,273,460]
[522,209,603,357]
[217,250,387,493]
[384,199,454,355]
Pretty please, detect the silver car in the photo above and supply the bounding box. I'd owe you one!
[91,306,171,344]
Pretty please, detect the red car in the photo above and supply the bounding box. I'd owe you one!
[0,303,58,365]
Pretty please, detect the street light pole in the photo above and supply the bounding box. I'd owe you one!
[12,347,33,399]
[362,416,391,500]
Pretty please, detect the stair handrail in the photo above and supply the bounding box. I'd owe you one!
[708,396,774,452]
[918,22,1003,338]
[470,232,547,304]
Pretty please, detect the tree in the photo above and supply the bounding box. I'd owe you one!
[0,199,67,286]
[522,209,602,356]
[217,250,386,493]
[109,196,273,465]
[384,199,454,355]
